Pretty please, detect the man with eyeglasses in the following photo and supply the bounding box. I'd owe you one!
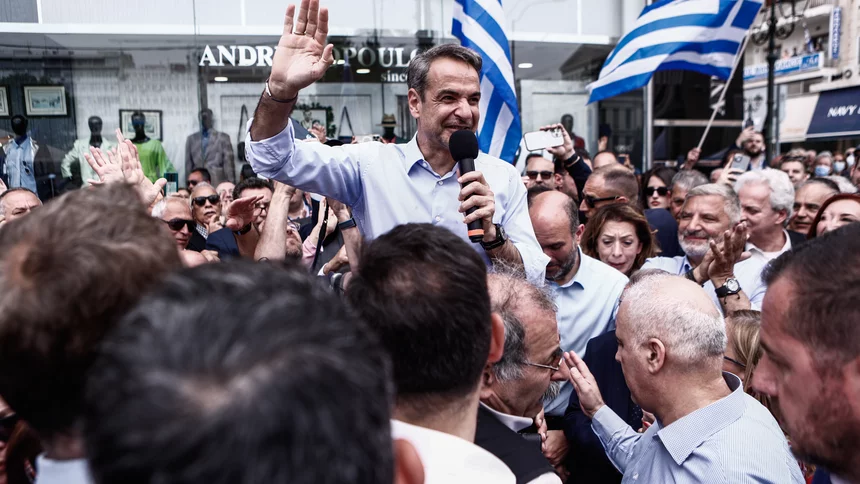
[206,177,274,260]
[151,196,208,267]
[475,269,567,484]
[526,189,628,474]
[523,154,558,191]
[186,167,210,189]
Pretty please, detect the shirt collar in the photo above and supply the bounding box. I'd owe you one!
[745,229,791,254]
[553,247,588,290]
[655,372,746,466]
[401,135,425,171]
[479,402,534,432]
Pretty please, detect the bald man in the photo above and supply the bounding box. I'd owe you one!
[565,270,802,483]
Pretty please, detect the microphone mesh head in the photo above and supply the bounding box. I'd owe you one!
[448,130,479,160]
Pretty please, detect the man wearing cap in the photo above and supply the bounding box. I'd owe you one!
[379,114,407,144]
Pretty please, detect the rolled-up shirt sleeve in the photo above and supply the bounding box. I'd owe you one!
[591,405,643,474]
[245,119,363,206]
[499,172,549,284]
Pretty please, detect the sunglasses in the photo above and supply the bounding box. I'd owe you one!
[192,195,221,206]
[187,180,199,187]
[162,218,195,232]
[583,194,620,209]
[645,187,669,197]
[526,170,554,181]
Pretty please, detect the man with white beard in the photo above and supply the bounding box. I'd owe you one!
[641,184,767,314]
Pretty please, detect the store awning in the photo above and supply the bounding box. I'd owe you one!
[806,86,860,139]
[780,94,819,143]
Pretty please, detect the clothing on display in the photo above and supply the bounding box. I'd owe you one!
[2,116,38,194]
[130,111,175,182]
[185,109,235,184]
[61,116,115,186]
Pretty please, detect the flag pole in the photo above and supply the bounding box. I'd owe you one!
[696,34,751,151]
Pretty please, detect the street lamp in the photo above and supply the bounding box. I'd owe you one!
[751,0,799,164]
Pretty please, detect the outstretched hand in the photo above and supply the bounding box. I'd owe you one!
[564,351,605,419]
[84,129,167,208]
[225,195,265,231]
[268,0,335,100]
[708,222,751,280]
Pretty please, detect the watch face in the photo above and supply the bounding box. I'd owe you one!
[726,279,740,292]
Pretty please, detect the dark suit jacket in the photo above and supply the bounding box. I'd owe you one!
[563,331,640,484]
[475,405,556,484]
[205,227,241,260]
[185,130,235,185]
[186,231,207,252]
[788,230,807,248]
[645,208,683,258]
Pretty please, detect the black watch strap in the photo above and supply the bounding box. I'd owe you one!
[337,218,357,230]
[715,278,742,298]
[480,224,507,251]
[234,223,253,235]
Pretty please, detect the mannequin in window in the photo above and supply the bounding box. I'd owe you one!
[61,116,116,188]
[1,115,38,194]
[378,114,406,144]
[185,109,235,186]
[130,111,174,183]
[560,114,586,151]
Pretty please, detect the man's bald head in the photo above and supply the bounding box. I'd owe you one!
[529,190,579,237]
[190,183,216,199]
[618,270,725,369]
[593,151,619,170]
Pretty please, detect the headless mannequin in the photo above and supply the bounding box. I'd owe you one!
[131,112,150,144]
[88,116,103,148]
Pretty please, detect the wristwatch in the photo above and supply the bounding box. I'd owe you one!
[480,224,507,251]
[684,269,705,286]
[337,218,357,231]
[715,278,741,298]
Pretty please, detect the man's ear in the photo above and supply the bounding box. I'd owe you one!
[393,439,425,484]
[574,223,585,246]
[407,88,422,120]
[775,209,788,226]
[487,313,505,365]
[617,196,629,204]
[480,366,496,399]
[645,338,666,374]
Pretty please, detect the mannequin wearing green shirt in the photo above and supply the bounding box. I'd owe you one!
[130,111,174,182]
[61,116,116,187]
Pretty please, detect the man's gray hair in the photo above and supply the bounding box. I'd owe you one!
[622,270,727,366]
[0,188,39,218]
[816,151,834,163]
[407,44,482,101]
[824,175,858,194]
[670,170,708,192]
[734,169,795,222]
[685,183,742,225]
[487,266,556,382]
[150,199,168,219]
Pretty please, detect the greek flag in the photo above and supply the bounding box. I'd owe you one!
[452,0,521,163]
[588,0,763,104]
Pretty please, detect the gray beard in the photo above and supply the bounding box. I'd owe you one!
[541,381,562,406]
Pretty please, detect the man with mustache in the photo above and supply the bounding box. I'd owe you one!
[642,183,767,314]
[245,0,546,284]
[477,270,567,484]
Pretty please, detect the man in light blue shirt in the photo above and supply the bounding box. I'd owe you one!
[528,188,627,417]
[642,183,767,314]
[565,271,804,484]
[246,11,547,282]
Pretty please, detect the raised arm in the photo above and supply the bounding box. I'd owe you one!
[254,181,297,261]
[249,0,334,141]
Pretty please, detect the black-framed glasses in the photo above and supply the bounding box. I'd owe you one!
[723,355,746,368]
[192,195,220,206]
[645,186,669,197]
[162,218,195,232]
[583,194,620,208]
[186,179,199,187]
[526,170,554,181]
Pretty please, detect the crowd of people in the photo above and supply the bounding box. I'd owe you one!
[0,1,858,484]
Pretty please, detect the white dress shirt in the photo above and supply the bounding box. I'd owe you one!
[35,455,93,484]
[641,254,768,313]
[391,419,516,484]
[545,249,628,416]
[746,229,792,263]
[246,119,549,284]
[479,404,563,484]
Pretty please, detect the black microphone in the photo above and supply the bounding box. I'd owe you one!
[449,130,484,242]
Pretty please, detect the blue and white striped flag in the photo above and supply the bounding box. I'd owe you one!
[588,0,763,104]
[452,0,521,163]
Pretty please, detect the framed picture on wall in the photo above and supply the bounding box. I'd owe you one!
[0,86,9,117]
[23,85,67,116]
[119,109,163,141]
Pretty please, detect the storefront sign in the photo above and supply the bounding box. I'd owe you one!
[199,41,425,83]
[830,6,842,61]
[806,86,860,138]
[743,53,822,81]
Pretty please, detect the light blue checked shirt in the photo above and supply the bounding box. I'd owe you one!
[591,372,804,483]
[246,119,548,284]
[641,255,768,314]
[544,249,627,416]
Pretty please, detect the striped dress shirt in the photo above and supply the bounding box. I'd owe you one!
[591,372,804,483]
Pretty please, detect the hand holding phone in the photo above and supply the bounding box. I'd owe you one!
[524,129,564,152]
[730,153,751,172]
